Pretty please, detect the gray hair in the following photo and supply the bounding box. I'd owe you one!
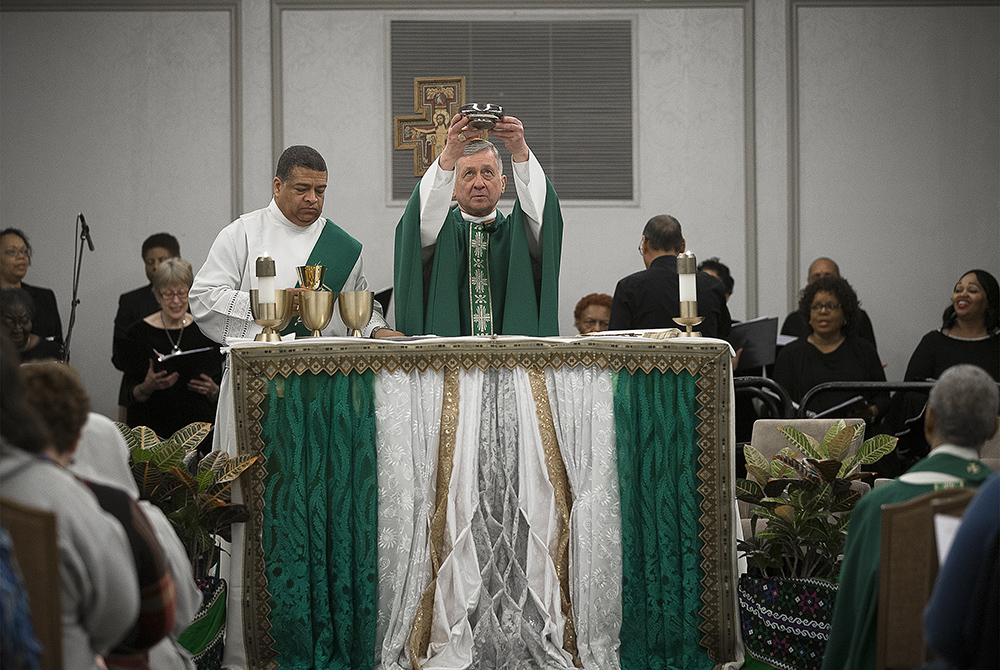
[928,364,1000,449]
[462,140,503,176]
[152,257,194,293]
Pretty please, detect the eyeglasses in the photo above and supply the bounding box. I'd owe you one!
[581,318,610,329]
[159,290,188,301]
[810,302,841,312]
[2,315,31,329]
[1,247,30,259]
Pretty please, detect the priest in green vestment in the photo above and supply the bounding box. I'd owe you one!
[821,364,998,670]
[394,112,564,336]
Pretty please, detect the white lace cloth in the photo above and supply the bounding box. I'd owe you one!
[374,366,623,669]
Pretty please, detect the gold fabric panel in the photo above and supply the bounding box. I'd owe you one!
[408,367,461,669]
[527,369,581,667]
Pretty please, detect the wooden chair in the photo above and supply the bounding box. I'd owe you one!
[1,496,62,670]
[876,487,977,670]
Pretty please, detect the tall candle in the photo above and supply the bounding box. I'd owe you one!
[679,273,696,302]
[677,251,697,302]
[256,255,276,304]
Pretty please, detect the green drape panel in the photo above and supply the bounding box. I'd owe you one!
[614,369,712,670]
[259,371,378,669]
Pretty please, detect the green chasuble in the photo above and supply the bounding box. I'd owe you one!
[281,219,362,338]
[821,451,993,670]
[393,178,563,336]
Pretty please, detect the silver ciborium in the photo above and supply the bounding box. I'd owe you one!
[459,103,504,129]
[296,265,327,291]
[300,290,336,337]
[338,291,373,337]
[250,289,294,342]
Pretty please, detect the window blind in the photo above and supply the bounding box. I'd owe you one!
[391,19,633,201]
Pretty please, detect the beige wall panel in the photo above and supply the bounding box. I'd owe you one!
[796,4,999,380]
[0,9,233,418]
[277,6,749,331]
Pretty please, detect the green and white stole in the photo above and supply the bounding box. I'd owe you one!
[468,219,495,336]
[281,219,362,337]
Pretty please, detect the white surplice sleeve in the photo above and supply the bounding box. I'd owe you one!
[417,151,548,259]
[189,220,255,344]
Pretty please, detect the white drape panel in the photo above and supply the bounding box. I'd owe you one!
[375,368,445,669]
[545,366,623,669]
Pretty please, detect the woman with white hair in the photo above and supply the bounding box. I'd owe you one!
[121,257,223,439]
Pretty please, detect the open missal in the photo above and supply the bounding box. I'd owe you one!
[153,346,220,383]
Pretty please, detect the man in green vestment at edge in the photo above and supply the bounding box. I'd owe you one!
[821,364,998,670]
[394,111,564,336]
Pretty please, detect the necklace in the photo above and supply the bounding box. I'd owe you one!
[161,312,186,354]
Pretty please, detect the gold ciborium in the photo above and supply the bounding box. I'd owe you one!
[250,289,294,342]
[338,291,373,337]
[300,290,336,337]
[296,265,327,291]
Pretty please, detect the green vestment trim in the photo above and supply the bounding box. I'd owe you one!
[259,372,378,668]
[282,219,363,337]
[614,369,715,670]
[820,451,993,670]
[469,222,494,335]
[393,178,563,336]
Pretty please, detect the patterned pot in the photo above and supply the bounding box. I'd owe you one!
[738,574,838,670]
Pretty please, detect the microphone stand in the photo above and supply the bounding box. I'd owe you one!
[63,213,94,363]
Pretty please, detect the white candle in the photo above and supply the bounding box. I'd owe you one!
[256,255,276,304]
[258,276,275,303]
[679,273,697,302]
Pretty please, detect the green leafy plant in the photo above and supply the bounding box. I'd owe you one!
[736,420,897,579]
[116,421,258,578]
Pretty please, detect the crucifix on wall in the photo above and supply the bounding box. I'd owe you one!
[394,76,466,177]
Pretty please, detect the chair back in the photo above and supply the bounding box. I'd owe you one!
[0,496,62,670]
[876,487,977,670]
[979,427,1000,473]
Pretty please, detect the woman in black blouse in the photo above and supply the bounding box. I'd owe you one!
[772,276,886,419]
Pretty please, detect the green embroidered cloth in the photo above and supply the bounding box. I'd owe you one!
[259,372,377,668]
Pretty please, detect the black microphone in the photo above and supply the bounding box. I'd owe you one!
[79,213,95,251]
[480,220,497,234]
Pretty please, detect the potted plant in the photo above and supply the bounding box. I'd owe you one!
[736,420,897,670]
[116,421,258,669]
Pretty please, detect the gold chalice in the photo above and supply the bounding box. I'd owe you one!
[250,289,294,342]
[338,291,373,337]
[300,290,336,337]
[296,265,327,291]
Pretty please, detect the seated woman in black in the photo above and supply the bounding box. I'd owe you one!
[122,257,223,440]
[906,268,999,383]
[881,269,1000,473]
[772,276,886,420]
[1,288,63,361]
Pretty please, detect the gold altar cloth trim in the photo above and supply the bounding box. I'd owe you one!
[409,368,460,669]
[229,337,737,666]
[528,369,581,667]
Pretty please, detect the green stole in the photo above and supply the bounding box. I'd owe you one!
[281,219,362,337]
[393,178,563,336]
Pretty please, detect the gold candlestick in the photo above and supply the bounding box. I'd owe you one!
[250,289,293,342]
[673,251,703,337]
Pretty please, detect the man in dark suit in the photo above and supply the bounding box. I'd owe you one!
[113,233,179,420]
[609,214,731,338]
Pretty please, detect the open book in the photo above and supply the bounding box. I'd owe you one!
[153,346,221,383]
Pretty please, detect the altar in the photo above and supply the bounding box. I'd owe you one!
[227,335,740,670]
